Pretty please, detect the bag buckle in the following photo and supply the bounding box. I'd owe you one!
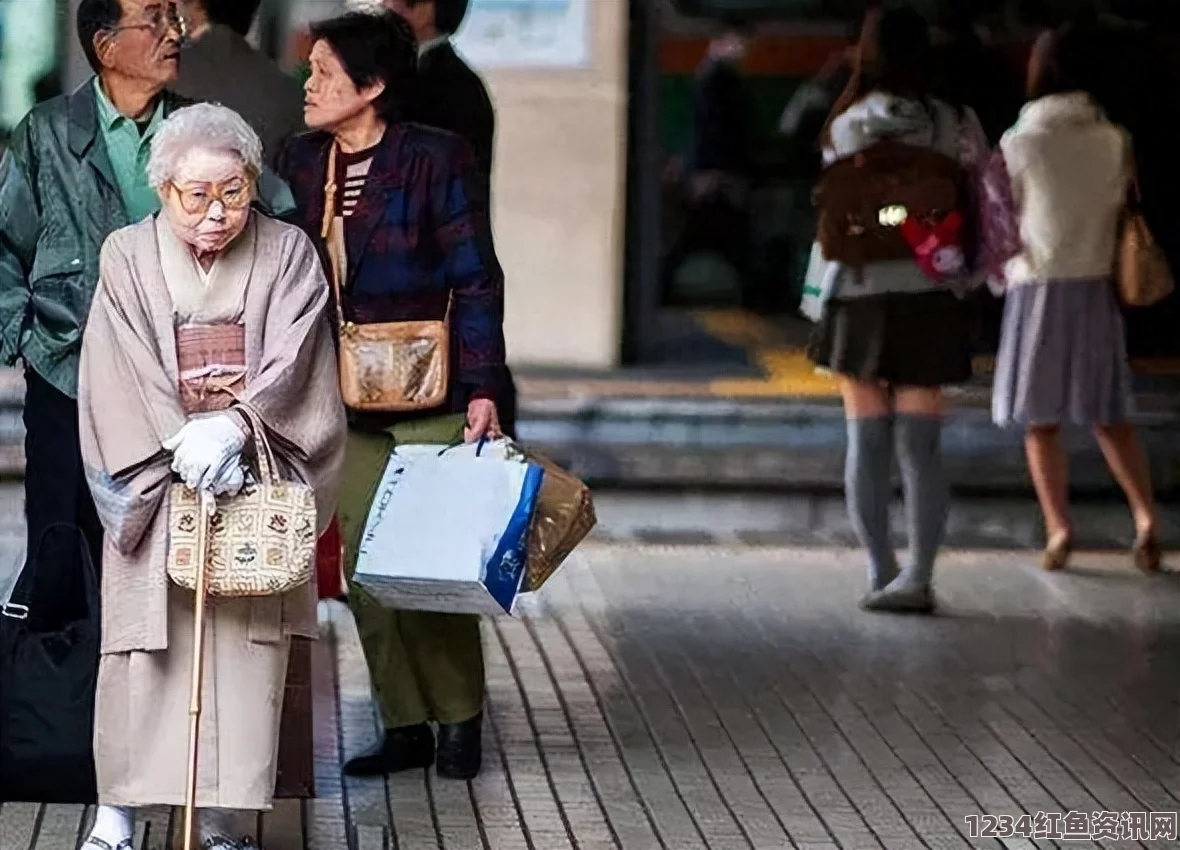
[1,602,29,620]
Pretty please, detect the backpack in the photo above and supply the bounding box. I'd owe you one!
[814,137,968,269]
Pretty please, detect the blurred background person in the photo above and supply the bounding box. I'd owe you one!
[988,25,1160,574]
[777,5,876,162]
[173,0,307,167]
[660,14,755,309]
[928,5,1022,146]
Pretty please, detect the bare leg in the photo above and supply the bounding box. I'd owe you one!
[1094,423,1160,571]
[1094,423,1156,533]
[1025,426,1072,557]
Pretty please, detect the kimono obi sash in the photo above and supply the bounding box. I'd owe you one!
[176,323,247,414]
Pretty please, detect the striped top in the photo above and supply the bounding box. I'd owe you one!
[335,143,378,219]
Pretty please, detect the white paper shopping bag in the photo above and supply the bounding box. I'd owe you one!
[352,440,544,615]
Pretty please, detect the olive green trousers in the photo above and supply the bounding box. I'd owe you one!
[338,415,485,728]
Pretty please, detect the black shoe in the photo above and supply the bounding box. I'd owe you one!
[436,713,483,780]
[343,724,435,777]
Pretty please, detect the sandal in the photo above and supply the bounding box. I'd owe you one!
[1042,531,1072,572]
[1132,529,1162,574]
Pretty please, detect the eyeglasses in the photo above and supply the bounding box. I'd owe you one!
[169,180,254,216]
[108,2,186,40]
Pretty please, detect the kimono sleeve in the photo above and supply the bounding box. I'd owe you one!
[78,238,187,554]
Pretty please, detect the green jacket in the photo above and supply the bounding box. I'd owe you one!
[0,79,295,399]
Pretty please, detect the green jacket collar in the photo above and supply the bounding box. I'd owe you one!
[66,78,182,197]
[62,78,294,220]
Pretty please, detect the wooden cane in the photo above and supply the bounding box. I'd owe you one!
[182,490,216,850]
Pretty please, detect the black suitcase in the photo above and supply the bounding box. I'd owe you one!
[0,523,99,803]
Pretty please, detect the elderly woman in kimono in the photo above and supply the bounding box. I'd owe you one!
[78,103,346,850]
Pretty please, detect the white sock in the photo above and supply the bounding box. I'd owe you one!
[86,806,135,847]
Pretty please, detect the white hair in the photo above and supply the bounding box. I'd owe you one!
[147,103,264,191]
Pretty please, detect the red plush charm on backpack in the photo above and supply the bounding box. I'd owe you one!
[899,210,967,281]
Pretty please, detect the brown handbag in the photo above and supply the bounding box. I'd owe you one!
[815,139,966,269]
[1115,172,1175,308]
[322,143,451,412]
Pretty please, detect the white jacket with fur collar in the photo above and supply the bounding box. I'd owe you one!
[999,93,1130,287]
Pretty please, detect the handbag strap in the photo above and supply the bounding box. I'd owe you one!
[2,523,99,621]
[232,401,280,486]
[321,142,349,333]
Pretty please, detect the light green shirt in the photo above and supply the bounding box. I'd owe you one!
[93,77,163,223]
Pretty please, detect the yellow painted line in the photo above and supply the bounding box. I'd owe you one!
[691,309,780,348]
[711,348,840,397]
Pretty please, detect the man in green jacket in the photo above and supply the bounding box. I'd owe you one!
[0,0,291,585]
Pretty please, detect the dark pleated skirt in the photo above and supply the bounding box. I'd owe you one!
[808,290,973,387]
[992,278,1133,428]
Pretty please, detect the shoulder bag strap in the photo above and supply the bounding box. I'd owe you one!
[320,143,347,332]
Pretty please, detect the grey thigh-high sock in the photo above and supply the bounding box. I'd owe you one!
[894,414,948,588]
[844,416,896,589]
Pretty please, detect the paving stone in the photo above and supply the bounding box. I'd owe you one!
[12,513,1179,849]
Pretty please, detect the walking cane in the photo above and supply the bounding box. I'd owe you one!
[182,490,216,850]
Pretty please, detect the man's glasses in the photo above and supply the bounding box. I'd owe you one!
[169,181,254,216]
[108,2,186,40]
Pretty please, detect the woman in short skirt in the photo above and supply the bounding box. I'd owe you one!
[986,25,1160,572]
[807,7,988,613]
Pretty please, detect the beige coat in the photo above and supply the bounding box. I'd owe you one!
[78,211,347,655]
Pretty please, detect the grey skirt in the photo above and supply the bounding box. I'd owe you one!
[992,278,1134,428]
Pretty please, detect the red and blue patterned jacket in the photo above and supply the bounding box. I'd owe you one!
[277,123,505,420]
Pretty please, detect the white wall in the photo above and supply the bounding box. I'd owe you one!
[466,0,629,369]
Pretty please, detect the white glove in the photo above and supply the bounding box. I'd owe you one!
[210,461,246,497]
[162,414,247,492]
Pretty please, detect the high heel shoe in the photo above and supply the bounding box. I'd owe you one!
[1042,532,1072,572]
[1132,529,1162,574]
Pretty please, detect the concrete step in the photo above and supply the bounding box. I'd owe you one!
[518,394,1180,496]
[2,366,1180,497]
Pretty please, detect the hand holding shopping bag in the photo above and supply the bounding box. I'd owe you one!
[353,440,544,615]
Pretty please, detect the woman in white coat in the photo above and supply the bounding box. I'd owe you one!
[987,26,1160,572]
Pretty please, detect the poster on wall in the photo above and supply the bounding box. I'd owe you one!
[452,0,590,69]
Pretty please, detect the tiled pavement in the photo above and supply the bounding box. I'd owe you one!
[2,529,1179,848]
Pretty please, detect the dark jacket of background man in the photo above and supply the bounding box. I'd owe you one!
[410,39,496,199]
[172,0,305,167]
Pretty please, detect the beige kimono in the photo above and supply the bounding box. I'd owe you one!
[78,212,346,809]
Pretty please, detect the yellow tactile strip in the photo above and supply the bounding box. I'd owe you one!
[519,310,1180,402]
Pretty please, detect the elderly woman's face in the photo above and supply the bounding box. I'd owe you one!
[161,147,253,255]
[304,39,385,132]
